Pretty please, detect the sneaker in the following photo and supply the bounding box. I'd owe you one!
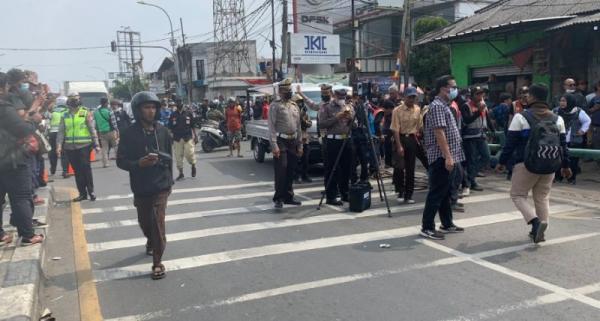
[283,198,302,206]
[533,221,548,244]
[32,219,47,227]
[439,225,465,233]
[176,172,184,181]
[397,196,404,203]
[21,234,44,246]
[471,185,484,192]
[273,200,283,209]
[461,188,470,196]
[420,229,445,240]
[404,198,415,204]
[326,199,343,206]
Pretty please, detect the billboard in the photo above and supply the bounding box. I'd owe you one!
[293,0,383,33]
[290,33,340,65]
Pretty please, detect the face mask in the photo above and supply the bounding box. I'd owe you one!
[283,92,292,100]
[337,99,346,106]
[67,99,79,107]
[321,95,331,102]
[449,88,458,100]
[20,83,29,92]
[565,89,575,93]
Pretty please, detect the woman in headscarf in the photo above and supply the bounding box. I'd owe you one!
[553,93,591,184]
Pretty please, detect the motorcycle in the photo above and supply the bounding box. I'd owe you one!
[199,120,229,153]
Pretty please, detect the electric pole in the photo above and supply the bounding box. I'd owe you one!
[281,0,289,78]
[399,0,412,88]
[271,0,277,93]
[351,0,356,86]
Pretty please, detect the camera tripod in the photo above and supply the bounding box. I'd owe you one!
[317,101,392,217]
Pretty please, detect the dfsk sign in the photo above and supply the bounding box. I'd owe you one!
[291,33,340,65]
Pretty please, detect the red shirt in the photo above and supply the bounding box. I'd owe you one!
[225,105,243,132]
[262,103,270,120]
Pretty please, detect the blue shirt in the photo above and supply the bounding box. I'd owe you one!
[159,108,172,126]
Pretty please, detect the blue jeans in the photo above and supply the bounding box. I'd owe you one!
[464,138,490,187]
[422,158,456,231]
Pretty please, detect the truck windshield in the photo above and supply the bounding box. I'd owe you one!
[80,93,108,110]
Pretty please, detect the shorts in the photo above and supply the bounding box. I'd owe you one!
[228,130,242,144]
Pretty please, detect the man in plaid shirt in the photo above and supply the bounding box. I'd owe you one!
[421,75,466,240]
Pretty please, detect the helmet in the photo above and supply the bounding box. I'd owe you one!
[67,91,79,98]
[56,96,68,106]
[130,91,161,121]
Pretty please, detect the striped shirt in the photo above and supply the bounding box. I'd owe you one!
[424,96,465,165]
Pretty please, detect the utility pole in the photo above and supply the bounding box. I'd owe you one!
[281,0,289,78]
[181,17,193,103]
[271,0,277,94]
[399,0,411,88]
[351,0,356,86]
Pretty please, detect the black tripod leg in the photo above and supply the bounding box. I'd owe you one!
[363,107,392,217]
[318,138,349,210]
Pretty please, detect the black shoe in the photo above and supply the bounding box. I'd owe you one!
[326,199,343,206]
[176,172,184,181]
[529,231,546,243]
[283,199,302,206]
[476,172,486,178]
[302,176,313,183]
[72,195,87,202]
[89,193,97,201]
[471,185,484,192]
[567,178,576,185]
[420,229,445,240]
[533,221,548,244]
[439,225,465,233]
[455,202,464,208]
[62,173,69,179]
[274,200,283,209]
[191,165,197,178]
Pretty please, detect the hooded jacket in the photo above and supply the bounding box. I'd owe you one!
[116,105,173,196]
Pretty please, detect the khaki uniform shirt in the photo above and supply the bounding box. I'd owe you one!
[391,103,422,135]
[268,99,302,149]
[318,101,355,136]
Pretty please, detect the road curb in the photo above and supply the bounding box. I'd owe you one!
[0,186,51,321]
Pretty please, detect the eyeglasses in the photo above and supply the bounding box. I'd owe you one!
[566,83,576,87]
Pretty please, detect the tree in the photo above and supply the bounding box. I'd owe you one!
[109,78,147,101]
[410,16,450,89]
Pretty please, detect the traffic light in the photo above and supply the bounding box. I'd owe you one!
[110,41,117,53]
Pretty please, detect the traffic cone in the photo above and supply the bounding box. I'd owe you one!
[90,149,96,162]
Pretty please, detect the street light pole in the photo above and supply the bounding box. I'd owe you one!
[137,1,184,98]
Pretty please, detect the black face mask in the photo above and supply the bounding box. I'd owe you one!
[283,92,292,100]
[67,99,79,108]
[321,95,331,102]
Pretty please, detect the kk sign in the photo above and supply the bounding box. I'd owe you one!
[290,33,340,65]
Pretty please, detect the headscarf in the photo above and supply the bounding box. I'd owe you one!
[558,93,577,125]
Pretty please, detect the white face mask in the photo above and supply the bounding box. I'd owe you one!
[337,99,345,106]
[565,89,575,93]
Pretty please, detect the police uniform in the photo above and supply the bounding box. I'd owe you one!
[48,104,69,176]
[268,79,303,208]
[292,94,313,183]
[318,87,355,205]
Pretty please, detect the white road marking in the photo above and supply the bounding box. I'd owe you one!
[93,204,576,282]
[87,193,509,252]
[418,236,600,310]
[103,232,598,321]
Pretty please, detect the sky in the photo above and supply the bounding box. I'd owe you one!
[0,0,280,92]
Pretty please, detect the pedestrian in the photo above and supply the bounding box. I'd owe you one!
[492,92,512,133]
[553,93,590,184]
[553,78,587,110]
[159,99,171,126]
[268,79,303,209]
[420,75,466,240]
[319,87,355,206]
[589,95,600,149]
[116,91,173,280]
[168,100,197,180]
[391,86,428,204]
[0,70,44,245]
[112,99,132,132]
[496,83,571,243]
[292,94,313,184]
[56,92,100,202]
[460,86,493,192]
[262,98,270,120]
[94,97,119,168]
[225,97,243,158]
[48,95,69,178]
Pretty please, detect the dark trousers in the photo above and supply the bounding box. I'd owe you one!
[0,164,34,238]
[556,142,584,181]
[134,189,170,266]
[422,158,456,231]
[450,162,464,206]
[49,132,68,175]
[324,138,352,200]
[273,137,298,202]
[66,145,94,197]
[395,135,428,199]
[464,138,490,187]
[384,135,393,167]
[351,136,370,183]
[295,143,310,179]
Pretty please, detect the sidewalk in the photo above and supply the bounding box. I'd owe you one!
[0,186,51,321]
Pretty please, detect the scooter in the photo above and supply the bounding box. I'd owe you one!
[199,120,229,153]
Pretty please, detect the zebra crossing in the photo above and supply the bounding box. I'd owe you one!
[78,177,600,321]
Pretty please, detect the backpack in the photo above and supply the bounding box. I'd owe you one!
[521,110,562,174]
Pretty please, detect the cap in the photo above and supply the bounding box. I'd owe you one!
[471,86,485,95]
[404,86,418,97]
[334,88,347,96]
[320,84,332,94]
[278,78,293,92]
[67,91,79,98]
[291,94,304,102]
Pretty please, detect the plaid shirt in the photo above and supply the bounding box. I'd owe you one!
[424,96,465,165]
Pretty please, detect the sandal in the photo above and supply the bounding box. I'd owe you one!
[151,264,165,280]
[21,234,44,246]
[0,233,13,246]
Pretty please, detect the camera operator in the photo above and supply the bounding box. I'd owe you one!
[319,88,355,206]
[351,95,374,186]
[117,91,173,280]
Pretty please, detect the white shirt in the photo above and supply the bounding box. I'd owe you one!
[508,113,566,134]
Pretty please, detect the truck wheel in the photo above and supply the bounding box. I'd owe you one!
[202,139,215,153]
[254,142,266,163]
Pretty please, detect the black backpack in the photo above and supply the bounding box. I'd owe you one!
[521,110,562,174]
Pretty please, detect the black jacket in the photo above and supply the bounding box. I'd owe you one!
[0,97,36,167]
[117,122,174,196]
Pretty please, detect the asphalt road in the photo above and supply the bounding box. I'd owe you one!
[48,141,600,321]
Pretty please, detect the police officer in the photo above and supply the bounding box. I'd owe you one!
[48,95,69,177]
[319,87,355,206]
[56,92,100,202]
[268,79,303,209]
[292,94,313,184]
[168,101,198,180]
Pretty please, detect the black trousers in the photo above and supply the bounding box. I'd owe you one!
[395,134,428,199]
[295,143,310,179]
[0,164,34,238]
[273,137,298,202]
[422,157,456,231]
[324,138,352,200]
[555,141,584,181]
[351,136,371,183]
[66,145,95,197]
[48,132,69,175]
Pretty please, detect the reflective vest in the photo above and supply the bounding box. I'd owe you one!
[94,107,112,133]
[50,106,67,133]
[463,100,487,139]
[65,107,92,145]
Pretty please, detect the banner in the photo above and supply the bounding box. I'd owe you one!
[291,33,340,65]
